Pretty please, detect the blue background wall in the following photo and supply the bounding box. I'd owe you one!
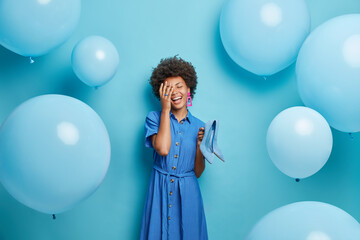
[0,0,360,239]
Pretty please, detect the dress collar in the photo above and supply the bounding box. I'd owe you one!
[169,109,192,124]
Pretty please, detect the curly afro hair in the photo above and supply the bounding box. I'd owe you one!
[150,56,198,100]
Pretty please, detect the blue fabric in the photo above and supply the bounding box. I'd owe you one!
[140,110,208,240]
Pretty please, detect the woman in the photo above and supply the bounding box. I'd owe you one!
[140,56,208,240]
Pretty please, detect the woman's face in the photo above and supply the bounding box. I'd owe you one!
[164,76,190,111]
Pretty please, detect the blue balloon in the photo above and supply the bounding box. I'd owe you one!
[71,36,120,87]
[246,201,360,240]
[296,14,360,133]
[0,0,81,57]
[266,107,332,179]
[220,0,310,76]
[0,95,111,214]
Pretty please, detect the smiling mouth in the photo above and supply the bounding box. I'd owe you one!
[171,96,181,101]
[171,96,182,104]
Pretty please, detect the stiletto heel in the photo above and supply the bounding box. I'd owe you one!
[213,120,225,162]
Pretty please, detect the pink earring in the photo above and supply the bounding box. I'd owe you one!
[187,92,192,107]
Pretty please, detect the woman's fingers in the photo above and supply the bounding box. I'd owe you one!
[169,85,174,99]
[165,83,172,98]
[198,128,204,140]
[160,81,174,100]
[163,81,169,97]
[159,83,163,97]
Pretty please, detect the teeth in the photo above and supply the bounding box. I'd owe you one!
[172,97,181,101]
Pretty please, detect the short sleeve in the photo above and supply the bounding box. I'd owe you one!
[144,111,160,148]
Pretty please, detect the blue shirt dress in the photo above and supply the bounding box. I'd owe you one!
[140,110,208,240]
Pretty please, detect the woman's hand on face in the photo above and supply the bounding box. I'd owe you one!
[197,127,205,148]
[159,81,173,112]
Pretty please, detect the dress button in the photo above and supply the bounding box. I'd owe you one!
[175,154,178,158]
[168,216,171,220]
[179,131,181,134]
[170,179,174,183]
[172,166,176,170]
[176,142,179,146]
[180,121,183,124]
[169,204,172,208]
[169,191,173,195]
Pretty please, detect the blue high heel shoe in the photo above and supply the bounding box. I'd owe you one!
[200,120,225,164]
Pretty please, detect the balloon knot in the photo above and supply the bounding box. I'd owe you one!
[29,57,34,64]
[295,178,300,182]
[52,214,56,220]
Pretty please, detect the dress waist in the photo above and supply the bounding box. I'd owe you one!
[153,165,195,178]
